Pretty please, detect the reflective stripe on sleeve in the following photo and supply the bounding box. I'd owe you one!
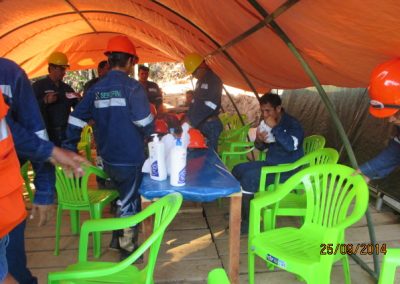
[0,118,9,141]
[35,129,49,141]
[204,100,217,110]
[68,116,87,129]
[94,98,126,108]
[291,136,299,150]
[133,113,153,127]
[0,85,12,98]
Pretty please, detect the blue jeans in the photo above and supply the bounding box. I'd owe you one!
[359,139,400,180]
[6,221,37,284]
[199,118,223,152]
[0,235,9,283]
[103,163,143,218]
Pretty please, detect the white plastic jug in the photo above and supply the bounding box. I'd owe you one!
[149,134,167,181]
[169,138,187,186]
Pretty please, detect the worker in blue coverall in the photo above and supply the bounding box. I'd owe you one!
[0,57,87,284]
[63,35,154,260]
[357,59,400,183]
[138,65,163,110]
[232,93,304,234]
[183,53,223,152]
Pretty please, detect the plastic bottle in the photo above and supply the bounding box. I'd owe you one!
[170,138,187,186]
[149,134,167,181]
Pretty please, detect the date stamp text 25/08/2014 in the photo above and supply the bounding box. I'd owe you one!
[320,243,387,255]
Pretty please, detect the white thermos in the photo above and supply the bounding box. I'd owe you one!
[170,138,187,186]
[149,134,167,181]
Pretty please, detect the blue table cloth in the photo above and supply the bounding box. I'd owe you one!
[139,149,241,202]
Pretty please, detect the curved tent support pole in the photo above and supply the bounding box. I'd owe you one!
[247,0,380,279]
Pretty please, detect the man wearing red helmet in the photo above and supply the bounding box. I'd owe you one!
[63,35,154,260]
[357,59,400,182]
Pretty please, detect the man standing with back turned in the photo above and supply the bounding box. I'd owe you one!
[63,35,154,260]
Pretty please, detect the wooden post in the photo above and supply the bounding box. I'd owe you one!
[228,193,242,284]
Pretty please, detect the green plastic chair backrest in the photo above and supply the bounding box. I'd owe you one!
[378,248,400,284]
[228,114,247,129]
[303,134,326,155]
[221,141,255,171]
[208,268,231,284]
[55,165,101,207]
[260,148,339,192]
[286,165,368,229]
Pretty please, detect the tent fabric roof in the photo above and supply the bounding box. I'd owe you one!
[1,0,400,92]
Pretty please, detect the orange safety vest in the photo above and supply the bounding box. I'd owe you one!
[0,90,27,238]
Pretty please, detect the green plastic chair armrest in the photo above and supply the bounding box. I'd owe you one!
[208,268,231,284]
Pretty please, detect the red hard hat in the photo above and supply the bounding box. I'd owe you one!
[150,104,157,117]
[369,58,400,118]
[105,35,137,57]
[188,128,207,149]
[155,119,168,134]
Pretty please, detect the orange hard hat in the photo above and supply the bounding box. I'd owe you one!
[188,128,207,149]
[155,119,168,134]
[369,58,400,118]
[150,104,157,117]
[105,35,137,57]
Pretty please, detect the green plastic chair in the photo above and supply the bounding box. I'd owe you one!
[208,268,231,284]
[218,123,252,154]
[77,125,93,162]
[248,164,369,284]
[256,148,339,232]
[378,248,400,284]
[221,142,265,171]
[54,165,119,257]
[48,192,183,284]
[21,161,34,203]
[303,134,326,154]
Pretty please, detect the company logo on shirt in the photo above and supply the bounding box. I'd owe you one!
[95,90,122,100]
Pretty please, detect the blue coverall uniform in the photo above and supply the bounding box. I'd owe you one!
[63,70,154,218]
[1,57,55,284]
[187,68,223,151]
[32,76,78,146]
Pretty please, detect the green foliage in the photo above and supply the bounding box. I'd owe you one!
[64,69,94,92]
[148,62,186,83]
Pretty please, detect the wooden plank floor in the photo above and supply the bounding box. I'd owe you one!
[24,183,400,283]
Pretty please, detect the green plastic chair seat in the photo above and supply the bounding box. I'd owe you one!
[251,227,323,267]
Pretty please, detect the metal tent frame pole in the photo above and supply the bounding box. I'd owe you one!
[246,0,379,279]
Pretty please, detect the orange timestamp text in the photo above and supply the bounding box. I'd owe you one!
[320,243,387,255]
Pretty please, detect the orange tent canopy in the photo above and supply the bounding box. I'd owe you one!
[1,0,399,92]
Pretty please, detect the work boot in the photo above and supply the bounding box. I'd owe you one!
[241,193,254,235]
[119,226,142,263]
[109,229,122,251]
